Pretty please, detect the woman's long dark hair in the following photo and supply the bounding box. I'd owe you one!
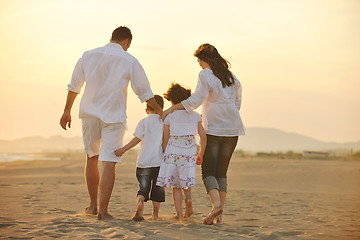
[194,43,235,87]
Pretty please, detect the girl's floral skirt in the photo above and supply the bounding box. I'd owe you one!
[156,135,196,189]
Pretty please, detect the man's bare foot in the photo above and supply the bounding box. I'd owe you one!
[184,199,193,218]
[85,206,98,216]
[152,215,158,221]
[97,212,114,220]
[203,207,223,225]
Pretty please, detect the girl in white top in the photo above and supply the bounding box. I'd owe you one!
[156,83,207,220]
[163,44,245,225]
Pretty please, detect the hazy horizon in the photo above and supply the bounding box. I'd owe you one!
[1,0,359,142]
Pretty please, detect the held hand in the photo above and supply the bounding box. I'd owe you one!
[196,154,203,165]
[60,112,71,130]
[114,148,126,157]
[157,109,164,121]
[162,107,172,121]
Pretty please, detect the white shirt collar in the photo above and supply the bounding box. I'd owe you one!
[105,42,125,50]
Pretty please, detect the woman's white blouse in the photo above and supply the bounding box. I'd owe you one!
[181,68,245,136]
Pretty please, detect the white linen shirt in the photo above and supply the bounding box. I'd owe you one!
[181,68,245,136]
[164,110,202,136]
[134,114,163,168]
[67,43,154,123]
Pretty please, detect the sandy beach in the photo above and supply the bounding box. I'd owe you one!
[0,151,359,239]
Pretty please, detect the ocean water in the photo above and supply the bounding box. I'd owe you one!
[0,153,60,163]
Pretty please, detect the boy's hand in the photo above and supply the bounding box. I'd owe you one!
[196,154,203,165]
[114,148,126,157]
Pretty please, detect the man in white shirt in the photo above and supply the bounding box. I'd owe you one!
[59,26,162,220]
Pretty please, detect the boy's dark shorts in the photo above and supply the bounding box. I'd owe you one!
[136,167,165,203]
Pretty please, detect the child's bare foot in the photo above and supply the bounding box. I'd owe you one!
[215,214,223,224]
[97,212,114,220]
[152,201,160,221]
[174,215,184,221]
[184,199,193,218]
[85,206,98,216]
[203,207,223,225]
[132,212,145,221]
[132,201,144,221]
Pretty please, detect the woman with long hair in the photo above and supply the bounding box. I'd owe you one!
[163,43,245,224]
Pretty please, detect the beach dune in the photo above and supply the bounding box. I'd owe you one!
[0,151,359,239]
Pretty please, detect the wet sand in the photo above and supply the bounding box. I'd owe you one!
[0,151,359,239]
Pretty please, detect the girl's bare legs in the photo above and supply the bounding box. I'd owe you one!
[172,188,183,219]
[215,191,226,224]
[203,188,223,225]
[183,188,193,218]
[132,195,145,221]
[152,201,160,220]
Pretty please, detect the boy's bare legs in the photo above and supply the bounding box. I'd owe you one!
[152,201,160,220]
[183,188,193,218]
[85,155,99,215]
[97,161,116,220]
[132,195,145,221]
[203,188,223,225]
[172,188,183,220]
[215,191,226,224]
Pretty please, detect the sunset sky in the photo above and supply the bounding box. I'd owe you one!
[0,0,359,143]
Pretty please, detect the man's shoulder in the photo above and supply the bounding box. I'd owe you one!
[83,45,106,55]
[83,44,138,63]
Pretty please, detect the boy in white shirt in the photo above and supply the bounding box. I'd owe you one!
[114,95,165,221]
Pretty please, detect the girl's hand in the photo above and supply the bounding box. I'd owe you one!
[196,154,203,165]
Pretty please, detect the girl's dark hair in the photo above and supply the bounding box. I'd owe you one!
[111,26,132,42]
[164,83,191,105]
[194,43,235,87]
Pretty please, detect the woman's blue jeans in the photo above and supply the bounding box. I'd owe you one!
[201,134,238,193]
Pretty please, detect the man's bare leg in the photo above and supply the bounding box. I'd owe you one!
[215,191,226,224]
[85,155,99,215]
[183,188,193,218]
[132,195,145,221]
[203,188,223,225]
[152,201,160,220]
[97,161,116,220]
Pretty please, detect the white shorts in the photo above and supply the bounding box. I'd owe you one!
[81,118,126,162]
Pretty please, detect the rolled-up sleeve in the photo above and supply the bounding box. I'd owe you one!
[235,78,242,111]
[181,71,210,112]
[67,57,85,93]
[130,60,154,103]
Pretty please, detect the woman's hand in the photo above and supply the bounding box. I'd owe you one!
[162,103,185,121]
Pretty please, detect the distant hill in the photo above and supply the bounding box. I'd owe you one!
[236,128,360,152]
[0,136,84,153]
[0,128,359,153]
